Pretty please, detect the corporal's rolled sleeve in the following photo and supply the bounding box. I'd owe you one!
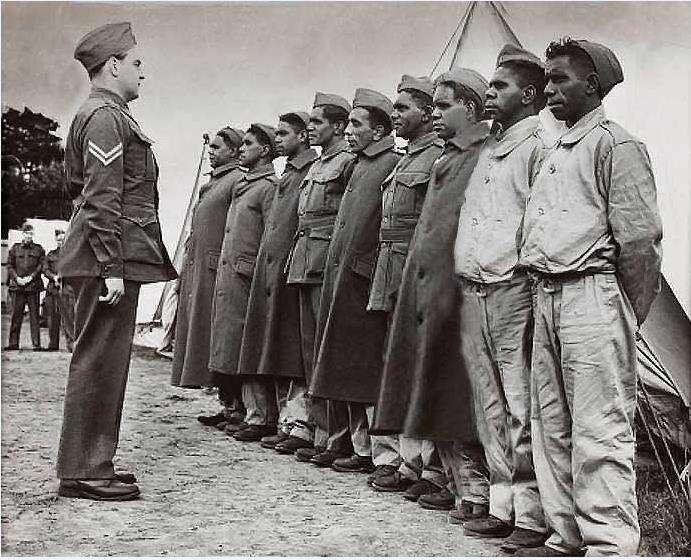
[605,140,663,325]
[80,108,127,278]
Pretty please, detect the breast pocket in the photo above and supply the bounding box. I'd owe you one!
[305,225,333,275]
[395,172,429,216]
[125,127,155,181]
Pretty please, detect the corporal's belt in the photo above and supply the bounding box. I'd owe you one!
[379,226,415,244]
[70,194,157,216]
[296,213,337,235]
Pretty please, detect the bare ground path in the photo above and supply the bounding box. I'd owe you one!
[1,316,499,556]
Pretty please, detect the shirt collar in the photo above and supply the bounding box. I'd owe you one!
[90,87,128,110]
[321,139,350,161]
[286,148,319,171]
[491,115,541,158]
[407,131,440,155]
[361,135,395,159]
[445,121,491,153]
[209,159,242,177]
[559,105,606,146]
[244,162,276,182]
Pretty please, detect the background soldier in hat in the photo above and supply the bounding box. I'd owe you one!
[208,123,278,442]
[237,111,319,454]
[518,38,663,556]
[285,93,356,465]
[57,22,177,501]
[454,44,549,553]
[309,88,401,475]
[172,126,246,430]
[42,229,72,351]
[5,223,45,351]
[374,68,491,518]
[367,75,447,496]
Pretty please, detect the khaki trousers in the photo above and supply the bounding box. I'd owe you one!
[459,275,545,532]
[56,277,140,480]
[531,273,639,556]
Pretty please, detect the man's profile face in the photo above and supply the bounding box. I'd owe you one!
[544,55,589,125]
[485,66,525,127]
[208,134,235,169]
[116,47,145,102]
[392,91,426,141]
[239,132,266,168]
[432,84,471,140]
[308,107,335,147]
[344,108,376,154]
[275,121,303,158]
[55,233,65,248]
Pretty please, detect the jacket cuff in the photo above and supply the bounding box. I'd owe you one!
[101,262,124,278]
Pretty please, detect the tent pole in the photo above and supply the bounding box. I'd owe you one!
[488,1,523,48]
[449,1,477,69]
[430,1,473,75]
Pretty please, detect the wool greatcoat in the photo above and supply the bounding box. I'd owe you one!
[310,136,401,404]
[237,148,319,378]
[171,160,244,388]
[208,162,277,375]
[371,121,490,442]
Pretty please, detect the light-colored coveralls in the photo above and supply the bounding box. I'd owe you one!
[519,106,663,556]
[454,115,547,533]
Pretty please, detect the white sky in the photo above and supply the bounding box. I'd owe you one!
[2,1,690,318]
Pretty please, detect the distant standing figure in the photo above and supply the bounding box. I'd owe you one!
[43,229,74,351]
[5,223,45,351]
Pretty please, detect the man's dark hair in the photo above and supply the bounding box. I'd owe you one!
[499,61,547,110]
[364,107,393,136]
[437,80,484,121]
[216,128,242,150]
[401,89,434,111]
[320,104,350,128]
[545,41,596,80]
[279,113,310,146]
[248,125,276,158]
[88,52,127,79]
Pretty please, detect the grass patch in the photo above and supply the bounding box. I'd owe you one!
[637,456,691,556]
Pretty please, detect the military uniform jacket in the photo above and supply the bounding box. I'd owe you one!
[519,106,663,325]
[7,241,45,292]
[310,136,401,404]
[285,140,356,286]
[208,163,277,375]
[368,131,443,312]
[455,116,547,283]
[372,122,490,441]
[43,247,61,295]
[59,88,176,283]
[171,161,244,387]
[238,149,319,379]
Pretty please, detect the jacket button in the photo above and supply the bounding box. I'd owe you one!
[537,208,544,216]
[484,176,490,184]
[472,218,479,226]
[418,269,425,279]
[417,312,424,324]
[267,256,272,264]
[548,164,556,174]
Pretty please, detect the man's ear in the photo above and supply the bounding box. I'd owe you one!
[108,56,120,77]
[333,120,346,136]
[298,129,309,145]
[373,123,386,141]
[522,84,538,106]
[421,104,434,123]
[585,72,601,96]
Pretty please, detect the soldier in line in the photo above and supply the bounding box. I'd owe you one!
[236,111,319,454]
[309,89,401,474]
[42,229,74,351]
[373,69,491,518]
[366,75,447,497]
[57,22,177,501]
[284,93,356,465]
[517,38,663,556]
[5,223,45,351]
[172,127,246,431]
[207,124,278,442]
[454,45,549,553]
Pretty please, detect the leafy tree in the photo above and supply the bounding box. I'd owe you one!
[1,107,71,236]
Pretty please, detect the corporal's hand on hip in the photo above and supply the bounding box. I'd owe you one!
[100,277,125,306]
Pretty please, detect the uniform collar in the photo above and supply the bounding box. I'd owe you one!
[321,139,350,161]
[286,148,319,171]
[208,159,242,177]
[361,135,395,159]
[559,105,606,146]
[90,87,128,110]
[491,115,540,158]
[244,162,276,182]
[445,121,491,153]
[407,131,440,155]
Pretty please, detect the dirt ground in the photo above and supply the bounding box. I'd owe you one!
[1,315,499,556]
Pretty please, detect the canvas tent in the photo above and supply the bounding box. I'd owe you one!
[140,1,690,453]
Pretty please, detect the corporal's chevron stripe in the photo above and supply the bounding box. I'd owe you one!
[88,141,123,166]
